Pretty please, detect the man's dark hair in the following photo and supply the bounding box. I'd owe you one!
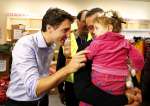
[77,10,88,21]
[86,8,104,18]
[41,8,74,32]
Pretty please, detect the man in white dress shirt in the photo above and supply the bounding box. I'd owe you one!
[6,8,87,106]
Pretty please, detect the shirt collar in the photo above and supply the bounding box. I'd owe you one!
[36,31,56,49]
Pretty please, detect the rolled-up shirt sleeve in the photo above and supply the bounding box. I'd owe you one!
[25,73,39,98]
[13,41,39,98]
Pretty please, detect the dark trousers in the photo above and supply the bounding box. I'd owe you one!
[5,94,48,106]
[65,81,79,106]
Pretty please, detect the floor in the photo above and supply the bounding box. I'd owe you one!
[49,88,65,106]
[49,94,65,106]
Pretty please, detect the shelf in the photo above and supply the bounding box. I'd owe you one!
[121,29,150,40]
[7,16,42,20]
[122,29,150,32]
[6,16,42,41]
[6,16,42,30]
[25,28,40,31]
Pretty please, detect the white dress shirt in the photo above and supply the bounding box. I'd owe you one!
[7,31,55,101]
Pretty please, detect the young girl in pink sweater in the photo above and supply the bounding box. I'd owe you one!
[80,11,144,106]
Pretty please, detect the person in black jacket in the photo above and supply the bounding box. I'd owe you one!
[56,9,89,106]
[141,38,150,106]
[74,8,142,106]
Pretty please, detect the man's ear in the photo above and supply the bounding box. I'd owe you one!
[46,25,54,32]
[108,24,113,32]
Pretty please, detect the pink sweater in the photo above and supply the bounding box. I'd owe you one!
[80,32,144,106]
[86,32,144,76]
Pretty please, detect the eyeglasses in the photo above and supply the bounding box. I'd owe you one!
[87,25,94,31]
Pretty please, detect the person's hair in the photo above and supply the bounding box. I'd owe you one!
[41,8,74,32]
[77,9,88,21]
[106,10,125,32]
[94,16,111,28]
[86,8,104,18]
[94,10,126,33]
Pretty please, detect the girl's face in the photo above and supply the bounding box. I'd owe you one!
[93,23,108,37]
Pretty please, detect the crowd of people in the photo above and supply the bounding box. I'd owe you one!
[5,7,146,106]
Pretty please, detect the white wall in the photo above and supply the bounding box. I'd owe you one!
[0,0,150,43]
